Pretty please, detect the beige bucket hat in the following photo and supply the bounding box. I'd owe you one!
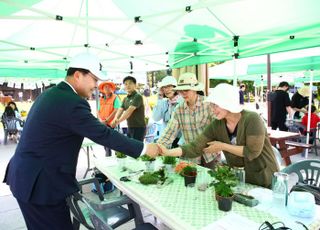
[297,86,310,97]
[174,72,204,91]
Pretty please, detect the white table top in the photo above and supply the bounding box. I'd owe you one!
[94,156,320,230]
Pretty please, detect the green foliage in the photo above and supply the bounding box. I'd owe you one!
[162,156,177,165]
[115,151,127,158]
[139,154,156,161]
[139,168,167,185]
[208,165,237,197]
[181,165,197,176]
[139,172,159,185]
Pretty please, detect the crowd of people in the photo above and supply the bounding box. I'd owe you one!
[2,52,316,229]
[270,81,319,132]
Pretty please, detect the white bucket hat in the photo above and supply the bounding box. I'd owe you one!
[205,83,243,113]
[68,53,107,81]
[174,72,204,91]
[158,76,177,88]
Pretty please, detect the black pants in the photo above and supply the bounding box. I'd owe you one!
[271,120,288,131]
[128,127,146,141]
[17,199,73,230]
[104,125,116,156]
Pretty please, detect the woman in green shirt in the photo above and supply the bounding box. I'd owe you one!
[158,83,279,188]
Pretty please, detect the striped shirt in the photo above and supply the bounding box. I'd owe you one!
[157,95,217,164]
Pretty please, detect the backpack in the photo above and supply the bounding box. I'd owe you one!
[91,170,115,194]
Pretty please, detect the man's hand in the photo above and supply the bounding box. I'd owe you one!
[111,119,119,127]
[203,141,224,154]
[145,143,160,158]
[157,144,182,157]
[157,144,168,156]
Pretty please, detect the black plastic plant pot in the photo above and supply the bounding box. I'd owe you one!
[183,174,197,187]
[217,196,233,212]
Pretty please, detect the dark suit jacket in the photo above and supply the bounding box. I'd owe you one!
[3,82,143,205]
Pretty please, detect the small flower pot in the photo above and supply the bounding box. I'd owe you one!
[216,195,234,212]
[117,158,126,169]
[145,161,155,172]
[183,174,197,187]
[164,164,175,174]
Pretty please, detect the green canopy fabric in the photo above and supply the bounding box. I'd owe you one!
[0,0,320,79]
[248,56,320,74]
[0,68,66,79]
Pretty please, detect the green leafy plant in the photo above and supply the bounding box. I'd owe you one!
[139,168,167,185]
[181,165,197,177]
[115,151,127,158]
[208,165,237,197]
[162,156,177,165]
[139,154,156,162]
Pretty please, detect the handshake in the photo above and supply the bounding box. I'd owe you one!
[145,143,164,158]
[144,143,181,158]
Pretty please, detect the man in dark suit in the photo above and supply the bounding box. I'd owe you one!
[3,53,159,230]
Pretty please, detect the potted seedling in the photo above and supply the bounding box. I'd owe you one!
[181,164,197,187]
[162,156,177,174]
[115,151,127,170]
[208,165,237,212]
[139,154,156,172]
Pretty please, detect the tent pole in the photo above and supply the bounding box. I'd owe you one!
[232,57,237,86]
[267,54,271,127]
[305,70,314,158]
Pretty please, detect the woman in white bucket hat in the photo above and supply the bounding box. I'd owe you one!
[152,76,183,147]
[157,72,220,169]
[159,83,279,188]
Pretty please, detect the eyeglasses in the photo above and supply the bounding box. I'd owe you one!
[87,72,98,81]
[259,221,290,230]
[259,221,308,230]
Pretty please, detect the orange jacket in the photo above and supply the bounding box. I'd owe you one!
[98,94,117,126]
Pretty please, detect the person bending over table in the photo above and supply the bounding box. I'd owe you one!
[158,83,279,188]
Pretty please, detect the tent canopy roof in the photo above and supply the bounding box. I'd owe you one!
[0,0,320,80]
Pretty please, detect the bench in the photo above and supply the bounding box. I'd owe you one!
[284,140,313,159]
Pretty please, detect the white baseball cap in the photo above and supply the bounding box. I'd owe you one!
[205,83,243,113]
[68,53,107,81]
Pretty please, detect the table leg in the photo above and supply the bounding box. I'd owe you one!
[83,146,94,178]
[277,140,291,166]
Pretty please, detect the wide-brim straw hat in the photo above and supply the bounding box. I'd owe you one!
[174,72,204,91]
[205,83,243,113]
[297,86,310,97]
[98,81,116,93]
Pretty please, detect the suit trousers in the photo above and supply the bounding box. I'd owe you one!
[17,199,73,230]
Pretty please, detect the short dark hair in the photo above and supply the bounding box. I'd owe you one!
[123,76,136,84]
[278,81,289,88]
[66,68,90,77]
[307,105,317,113]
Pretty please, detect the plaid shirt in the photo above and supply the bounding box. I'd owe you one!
[157,95,218,164]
